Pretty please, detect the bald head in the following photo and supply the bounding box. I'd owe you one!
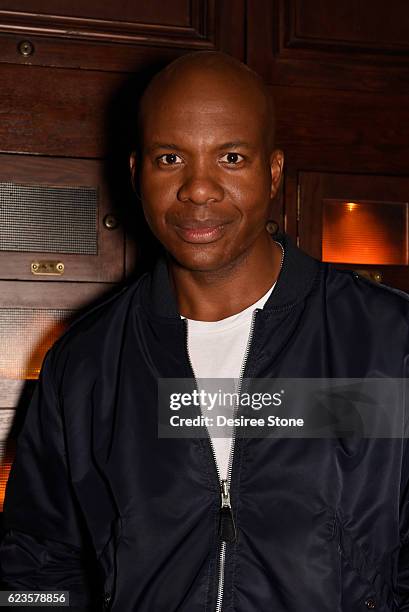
[131,50,285,277]
[137,51,276,153]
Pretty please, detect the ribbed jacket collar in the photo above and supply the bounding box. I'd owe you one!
[144,233,321,320]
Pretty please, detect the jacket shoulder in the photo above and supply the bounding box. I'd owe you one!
[47,273,148,374]
[354,271,409,302]
[324,263,409,321]
[329,264,409,298]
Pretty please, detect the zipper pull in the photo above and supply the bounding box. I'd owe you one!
[219,479,236,543]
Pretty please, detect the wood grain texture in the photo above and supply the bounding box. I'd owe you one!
[0,1,245,72]
[0,0,205,44]
[298,171,409,291]
[0,64,124,156]
[0,154,125,282]
[291,0,409,53]
[4,64,408,176]
[247,0,409,94]
[248,0,409,278]
[0,0,192,26]
[272,85,409,175]
[0,33,190,73]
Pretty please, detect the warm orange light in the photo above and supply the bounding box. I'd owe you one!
[322,199,408,265]
[0,311,74,508]
[0,433,15,512]
[0,312,73,380]
[0,455,13,512]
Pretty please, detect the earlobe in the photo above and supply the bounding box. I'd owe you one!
[129,153,143,202]
[129,152,137,194]
[270,150,284,199]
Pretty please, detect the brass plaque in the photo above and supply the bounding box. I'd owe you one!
[31,261,64,275]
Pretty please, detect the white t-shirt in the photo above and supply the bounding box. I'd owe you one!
[181,282,276,480]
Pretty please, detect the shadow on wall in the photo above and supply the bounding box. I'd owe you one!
[0,61,172,534]
[103,60,170,282]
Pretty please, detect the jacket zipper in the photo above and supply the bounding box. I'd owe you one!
[183,308,260,612]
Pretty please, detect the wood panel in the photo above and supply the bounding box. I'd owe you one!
[0,0,193,26]
[247,0,409,94]
[247,0,409,287]
[290,0,409,53]
[298,171,409,292]
[0,154,124,282]
[272,85,409,176]
[4,63,409,176]
[0,1,207,45]
[0,35,187,74]
[0,64,123,156]
[0,1,245,72]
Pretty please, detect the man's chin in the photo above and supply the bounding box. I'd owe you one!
[168,248,228,273]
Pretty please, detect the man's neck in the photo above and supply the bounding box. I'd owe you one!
[169,237,283,322]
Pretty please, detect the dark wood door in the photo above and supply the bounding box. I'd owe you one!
[298,171,409,291]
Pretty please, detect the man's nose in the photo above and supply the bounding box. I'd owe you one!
[177,166,224,205]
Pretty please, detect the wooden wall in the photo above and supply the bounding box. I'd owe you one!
[0,0,408,509]
[247,0,409,289]
[0,0,247,511]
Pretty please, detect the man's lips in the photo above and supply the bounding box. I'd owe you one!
[174,220,230,243]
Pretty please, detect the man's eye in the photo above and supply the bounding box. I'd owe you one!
[220,153,245,164]
[158,153,183,165]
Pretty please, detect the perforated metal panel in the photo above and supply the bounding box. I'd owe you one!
[0,182,98,254]
[0,409,14,511]
[0,308,75,379]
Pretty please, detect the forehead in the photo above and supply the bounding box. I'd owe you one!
[140,71,269,146]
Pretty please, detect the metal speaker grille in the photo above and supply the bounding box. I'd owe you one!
[0,308,75,380]
[0,182,98,254]
[0,409,15,511]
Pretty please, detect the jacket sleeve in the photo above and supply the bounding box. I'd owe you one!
[398,370,409,609]
[0,349,100,610]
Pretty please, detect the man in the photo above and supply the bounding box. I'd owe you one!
[1,51,409,611]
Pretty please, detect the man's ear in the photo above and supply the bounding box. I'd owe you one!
[269,150,284,200]
[129,151,137,194]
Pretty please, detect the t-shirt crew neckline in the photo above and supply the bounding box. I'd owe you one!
[180,281,276,333]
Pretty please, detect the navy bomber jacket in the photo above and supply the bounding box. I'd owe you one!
[1,233,409,611]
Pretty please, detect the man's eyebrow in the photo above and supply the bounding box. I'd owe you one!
[145,141,253,153]
[218,141,252,149]
[146,142,182,152]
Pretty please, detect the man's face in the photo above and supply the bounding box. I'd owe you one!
[132,70,283,272]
